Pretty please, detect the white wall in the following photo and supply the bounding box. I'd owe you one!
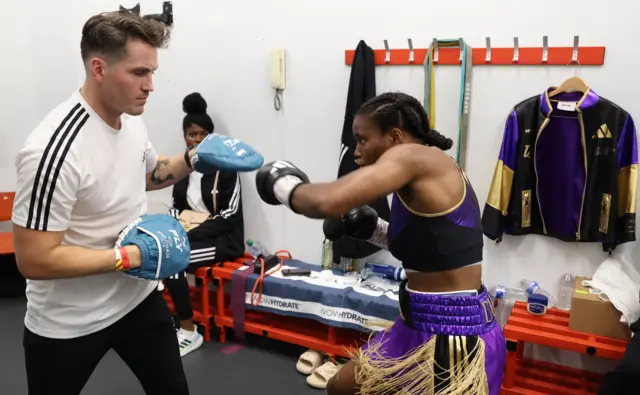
[2,0,638,370]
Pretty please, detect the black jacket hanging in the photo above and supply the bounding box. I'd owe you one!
[333,40,391,260]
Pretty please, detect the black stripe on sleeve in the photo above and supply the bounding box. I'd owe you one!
[27,104,88,231]
[41,113,89,231]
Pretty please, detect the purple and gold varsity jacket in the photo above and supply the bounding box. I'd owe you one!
[482,88,638,252]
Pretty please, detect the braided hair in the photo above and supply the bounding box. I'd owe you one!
[356,92,453,150]
[182,92,214,135]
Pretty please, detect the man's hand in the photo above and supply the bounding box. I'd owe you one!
[124,245,142,269]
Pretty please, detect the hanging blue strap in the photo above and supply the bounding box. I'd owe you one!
[423,38,473,170]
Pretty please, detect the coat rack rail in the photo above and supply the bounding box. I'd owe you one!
[345,46,605,66]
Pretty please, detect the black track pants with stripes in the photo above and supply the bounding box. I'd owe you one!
[164,235,242,321]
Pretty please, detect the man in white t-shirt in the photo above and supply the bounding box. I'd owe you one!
[12,11,194,395]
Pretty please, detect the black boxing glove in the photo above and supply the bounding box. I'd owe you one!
[323,205,389,249]
[323,217,348,241]
[255,160,310,212]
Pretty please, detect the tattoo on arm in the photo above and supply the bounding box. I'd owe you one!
[150,159,176,185]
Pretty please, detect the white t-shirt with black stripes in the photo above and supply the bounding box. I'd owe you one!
[12,90,159,339]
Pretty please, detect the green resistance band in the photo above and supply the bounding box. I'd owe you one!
[423,38,473,170]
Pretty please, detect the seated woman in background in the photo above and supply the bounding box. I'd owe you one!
[165,93,245,357]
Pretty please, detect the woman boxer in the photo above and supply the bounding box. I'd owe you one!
[255,92,505,395]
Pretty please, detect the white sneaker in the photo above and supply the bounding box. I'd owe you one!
[176,328,204,357]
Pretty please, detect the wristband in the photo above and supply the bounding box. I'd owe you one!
[274,175,304,211]
[115,246,131,271]
[184,147,193,170]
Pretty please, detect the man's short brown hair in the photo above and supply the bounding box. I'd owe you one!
[80,11,171,62]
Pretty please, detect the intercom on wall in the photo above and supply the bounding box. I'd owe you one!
[269,49,287,90]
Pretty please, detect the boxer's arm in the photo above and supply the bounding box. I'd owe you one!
[12,225,141,280]
[290,144,428,218]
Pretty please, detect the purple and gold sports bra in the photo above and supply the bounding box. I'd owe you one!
[388,170,483,272]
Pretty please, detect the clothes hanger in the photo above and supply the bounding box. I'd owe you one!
[548,76,588,98]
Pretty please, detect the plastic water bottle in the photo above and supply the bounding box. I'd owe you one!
[363,263,406,281]
[519,279,542,295]
[321,239,333,270]
[491,285,528,302]
[556,273,574,311]
[494,297,514,329]
[246,239,270,259]
[338,257,355,272]
[519,279,556,307]
[490,285,527,329]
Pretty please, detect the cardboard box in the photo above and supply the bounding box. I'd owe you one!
[569,276,631,340]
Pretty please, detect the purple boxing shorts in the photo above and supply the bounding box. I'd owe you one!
[352,282,506,395]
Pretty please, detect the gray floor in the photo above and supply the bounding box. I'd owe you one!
[0,296,323,394]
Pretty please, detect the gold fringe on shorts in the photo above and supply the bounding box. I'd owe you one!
[352,332,489,395]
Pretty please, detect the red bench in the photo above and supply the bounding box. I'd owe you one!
[162,255,252,341]
[0,192,14,256]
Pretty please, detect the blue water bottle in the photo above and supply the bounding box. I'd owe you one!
[364,263,406,281]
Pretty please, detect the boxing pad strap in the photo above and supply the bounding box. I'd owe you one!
[135,226,165,279]
[184,147,193,170]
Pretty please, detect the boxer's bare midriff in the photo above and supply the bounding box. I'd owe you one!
[406,264,482,293]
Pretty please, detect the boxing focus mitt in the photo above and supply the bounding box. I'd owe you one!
[115,214,191,280]
[191,133,264,173]
[323,206,389,249]
[255,160,310,211]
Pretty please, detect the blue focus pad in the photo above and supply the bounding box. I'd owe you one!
[191,133,264,173]
[116,214,191,280]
